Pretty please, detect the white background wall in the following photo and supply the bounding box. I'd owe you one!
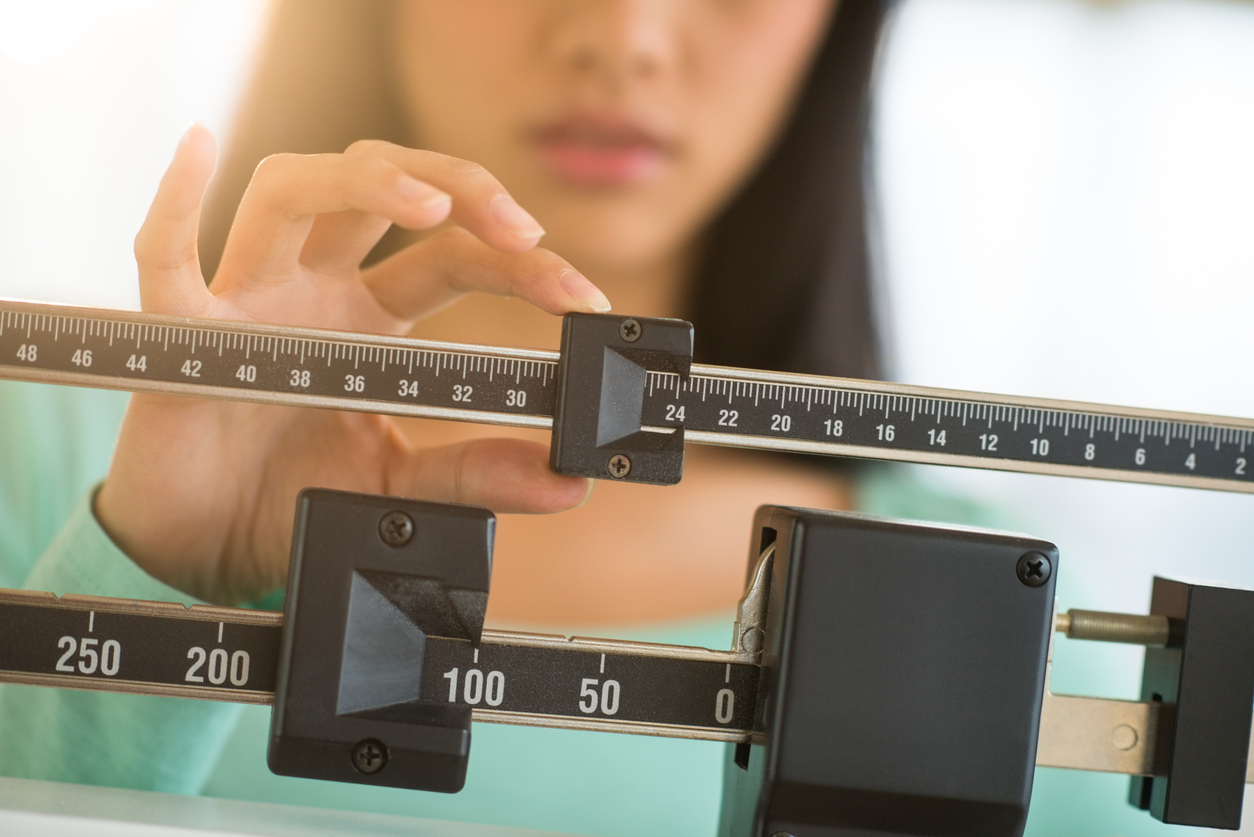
[875,0,1254,697]
[0,0,265,309]
[2,0,1254,834]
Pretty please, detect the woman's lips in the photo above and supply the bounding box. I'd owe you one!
[531,117,672,187]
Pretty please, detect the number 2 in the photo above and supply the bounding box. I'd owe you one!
[186,647,206,682]
[56,637,76,672]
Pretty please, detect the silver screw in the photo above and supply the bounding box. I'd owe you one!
[618,318,642,342]
[351,739,387,774]
[607,454,632,479]
[739,627,765,655]
[379,511,414,548]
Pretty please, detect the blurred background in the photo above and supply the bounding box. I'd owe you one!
[2,0,1253,834]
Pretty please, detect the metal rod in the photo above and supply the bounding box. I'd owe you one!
[1036,691,1161,775]
[1055,610,1172,647]
[6,298,1254,493]
[1,587,1251,778]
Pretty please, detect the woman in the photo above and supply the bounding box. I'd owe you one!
[1,1,893,833]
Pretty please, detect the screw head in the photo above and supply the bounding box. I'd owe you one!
[378,511,414,548]
[607,454,632,479]
[1112,723,1139,751]
[351,739,388,774]
[618,317,642,343]
[739,627,765,655]
[1016,551,1052,587]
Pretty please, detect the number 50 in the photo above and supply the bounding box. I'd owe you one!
[578,677,620,716]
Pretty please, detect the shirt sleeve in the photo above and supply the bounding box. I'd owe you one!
[0,489,244,793]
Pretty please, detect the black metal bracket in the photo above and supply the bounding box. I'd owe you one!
[720,507,1058,837]
[267,488,495,793]
[1130,577,1254,829]
[550,312,694,485]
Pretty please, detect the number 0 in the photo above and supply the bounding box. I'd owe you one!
[715,689,735,724]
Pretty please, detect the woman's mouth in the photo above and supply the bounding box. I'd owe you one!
[531,115,673,187]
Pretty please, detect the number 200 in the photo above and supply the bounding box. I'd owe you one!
[186,647,250,686]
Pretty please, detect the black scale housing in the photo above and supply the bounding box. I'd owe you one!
[262,490,1254,833]
[720,507,1058,837]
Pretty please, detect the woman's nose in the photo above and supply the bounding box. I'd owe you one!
[549,0,677,82]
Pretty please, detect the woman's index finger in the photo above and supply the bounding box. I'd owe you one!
[346,140,546,254]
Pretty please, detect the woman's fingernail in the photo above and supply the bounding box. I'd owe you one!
[575,479,596,509]
[396,177,452,211]
[560,269,611,313]
[177,122,204,149]
[490,194,545,240]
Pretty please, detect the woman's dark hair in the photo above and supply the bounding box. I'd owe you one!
[691,0,887,380]
[201,0,889,380]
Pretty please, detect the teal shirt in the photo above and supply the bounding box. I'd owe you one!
[0,379,1206,836]
[0,379,731,836]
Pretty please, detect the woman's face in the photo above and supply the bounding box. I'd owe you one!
[392,0,836,279]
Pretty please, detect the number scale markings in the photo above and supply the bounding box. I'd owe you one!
[9,587,1252,780]
[5,298,1254,493]
[0,589,760,743]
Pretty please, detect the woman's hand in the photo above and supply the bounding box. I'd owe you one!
[95,127,609,605]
